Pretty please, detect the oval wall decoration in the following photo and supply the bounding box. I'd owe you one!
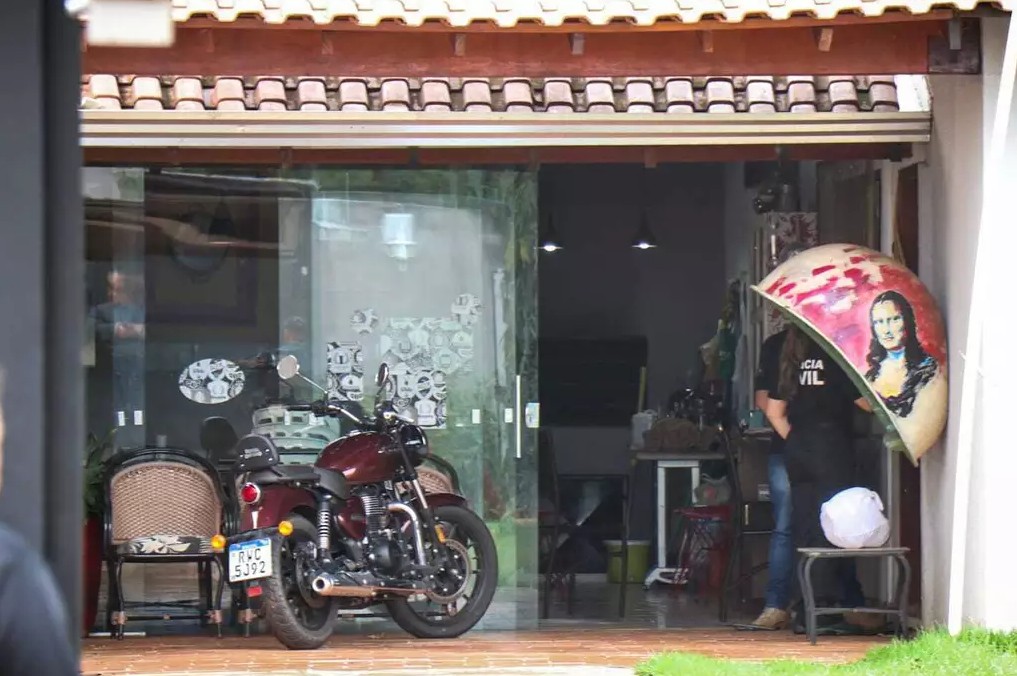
[178,358,246,405]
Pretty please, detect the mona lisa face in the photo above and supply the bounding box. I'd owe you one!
[871,300,907,351]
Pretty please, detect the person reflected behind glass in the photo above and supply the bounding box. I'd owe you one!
[0,385,78,674]
[90,269,145,443]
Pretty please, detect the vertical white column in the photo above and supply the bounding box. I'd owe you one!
[948,15,1017,635]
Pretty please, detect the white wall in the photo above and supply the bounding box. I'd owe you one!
[919,16,1017,629]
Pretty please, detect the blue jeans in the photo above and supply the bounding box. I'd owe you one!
[765,453,794,610]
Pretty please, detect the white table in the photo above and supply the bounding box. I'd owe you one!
[634,451,726,588]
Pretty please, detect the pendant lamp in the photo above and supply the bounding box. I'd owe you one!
[540,213,564,253]
[631,212,658,250]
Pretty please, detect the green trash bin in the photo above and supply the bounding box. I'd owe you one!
[604,539,650,584]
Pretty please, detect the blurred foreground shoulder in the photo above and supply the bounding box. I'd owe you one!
[0,523,78,676]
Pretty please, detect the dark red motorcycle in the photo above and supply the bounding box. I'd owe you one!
[225,355,497,650]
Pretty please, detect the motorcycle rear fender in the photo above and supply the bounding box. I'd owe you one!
[241,484,318,530]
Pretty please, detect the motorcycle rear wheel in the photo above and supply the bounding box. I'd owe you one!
[386,504,498,639]
[262,514,339,650]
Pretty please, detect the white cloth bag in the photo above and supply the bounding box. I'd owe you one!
[820,487,891,549]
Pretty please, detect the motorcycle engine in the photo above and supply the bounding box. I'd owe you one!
[358,490,409,575]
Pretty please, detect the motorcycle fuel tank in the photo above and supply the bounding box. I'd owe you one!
[316,431,402,485]
[752,243,947,465]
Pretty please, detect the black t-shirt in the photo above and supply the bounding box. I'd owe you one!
[0,524,77,675]
[766,332,859,434]
[755,330,787,454]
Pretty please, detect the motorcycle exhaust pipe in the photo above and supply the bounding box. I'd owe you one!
[311,572,336,594]
[388,502,428,566]
[310,571,415,598]
[311,572,376,597]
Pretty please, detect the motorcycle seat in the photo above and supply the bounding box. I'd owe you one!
[312,467,349,500]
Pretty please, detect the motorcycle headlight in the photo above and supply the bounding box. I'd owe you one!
[399,424,429,466]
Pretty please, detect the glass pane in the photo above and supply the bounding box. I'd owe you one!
[85,166,538,632]
[282,168,539,630]
[84,167,147,449]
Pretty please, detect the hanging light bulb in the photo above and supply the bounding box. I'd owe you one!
[540,212,564,253]
[631,212,658,250]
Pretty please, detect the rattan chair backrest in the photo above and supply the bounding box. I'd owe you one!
[110,460,222,543]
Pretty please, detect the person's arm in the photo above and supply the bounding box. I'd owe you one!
[91,304,115,343]
[765,397,792,440]
[0,550,78,675]
[754,332,781,414]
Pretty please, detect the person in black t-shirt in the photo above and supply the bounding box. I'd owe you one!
[747,328,794,629]
[765,325,879,634]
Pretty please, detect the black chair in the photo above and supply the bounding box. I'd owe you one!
[200,416,241,504]
[104,447,237,638]
[538,431,630,620]
[719,429,776,622]
[538,430,579,618]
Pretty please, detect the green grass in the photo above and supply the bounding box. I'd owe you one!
[636,629,1017,676]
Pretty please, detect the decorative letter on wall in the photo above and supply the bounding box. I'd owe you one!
[325,294,481,429]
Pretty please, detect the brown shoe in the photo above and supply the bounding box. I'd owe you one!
[750,607,790,630]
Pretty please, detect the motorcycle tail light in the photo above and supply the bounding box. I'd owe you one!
[240,482,262,505]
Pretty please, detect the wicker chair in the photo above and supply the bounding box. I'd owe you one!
[104,447,235,638]
[401,454,461,496]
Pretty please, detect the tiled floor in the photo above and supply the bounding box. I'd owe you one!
[81,627,883,675]
[82,580,887,675]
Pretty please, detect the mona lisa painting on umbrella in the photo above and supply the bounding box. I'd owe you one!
[752,243,948,464]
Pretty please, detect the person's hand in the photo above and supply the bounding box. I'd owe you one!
[114,322,145,339]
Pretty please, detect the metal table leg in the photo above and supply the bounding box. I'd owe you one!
[643,460,706,588]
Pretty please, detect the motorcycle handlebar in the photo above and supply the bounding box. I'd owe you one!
[287,401,365,426]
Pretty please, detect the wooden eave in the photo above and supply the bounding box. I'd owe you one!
[82,12,981,77]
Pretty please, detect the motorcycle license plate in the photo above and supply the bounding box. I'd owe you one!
[228,538,273,582]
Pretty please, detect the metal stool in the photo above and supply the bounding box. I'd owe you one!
[796,546,911,645]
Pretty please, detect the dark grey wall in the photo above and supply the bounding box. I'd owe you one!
[538,164,728,540]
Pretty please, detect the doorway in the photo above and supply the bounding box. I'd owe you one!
[535,160,902,628]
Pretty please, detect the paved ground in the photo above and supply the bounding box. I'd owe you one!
[81,628,885,675]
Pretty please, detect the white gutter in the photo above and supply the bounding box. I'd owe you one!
[79,111,931,149]
[947,14,1017,636]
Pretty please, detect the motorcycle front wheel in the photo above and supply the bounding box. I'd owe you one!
[262,514,339,650]
[387,504,498,639]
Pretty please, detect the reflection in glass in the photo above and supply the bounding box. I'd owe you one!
[84,166,538,630]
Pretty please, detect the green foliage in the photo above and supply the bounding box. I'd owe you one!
[636,628,1017,676]
[83,431,115,520]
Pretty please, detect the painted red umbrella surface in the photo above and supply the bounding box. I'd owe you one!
[751,243,947,464]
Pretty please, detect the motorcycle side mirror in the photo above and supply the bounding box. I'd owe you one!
[376,363,390,388]
[277,355,301,381]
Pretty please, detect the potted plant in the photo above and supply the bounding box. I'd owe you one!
[82,430,113,636]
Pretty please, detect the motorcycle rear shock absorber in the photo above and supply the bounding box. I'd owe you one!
[317,497,332,560]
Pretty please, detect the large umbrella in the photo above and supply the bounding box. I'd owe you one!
[751,243,947,465]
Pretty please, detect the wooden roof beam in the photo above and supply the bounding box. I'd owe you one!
[82,20,971,76]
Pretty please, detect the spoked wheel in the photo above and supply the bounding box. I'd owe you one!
[261,515,339,650]
[387,505,498,639]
